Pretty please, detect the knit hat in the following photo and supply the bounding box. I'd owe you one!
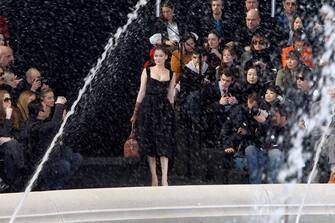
[287,50,300,61]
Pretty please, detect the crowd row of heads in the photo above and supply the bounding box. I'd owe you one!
[157,0,308,46]
[160,0,299,15]
[0,87,57,124]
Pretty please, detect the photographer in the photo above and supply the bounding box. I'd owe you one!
[28,88,81,190]
[210,92,267,183]
[13,67,49,103]
[245,93,287,184]
[209,104,249,183]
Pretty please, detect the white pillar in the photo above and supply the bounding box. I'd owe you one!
[156,0,161,17]
[271,0,276,17]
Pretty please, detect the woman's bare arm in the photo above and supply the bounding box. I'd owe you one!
[167,72,176,104]
[135,69,148,103]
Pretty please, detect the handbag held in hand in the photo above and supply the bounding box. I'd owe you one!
[124,123,140,158]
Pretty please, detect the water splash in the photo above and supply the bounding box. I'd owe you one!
[252,5,335,223]
[8,0,148,222]
[294,5,335,223]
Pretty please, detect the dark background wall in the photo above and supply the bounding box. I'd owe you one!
[0,0,331,158]
[3,0,140,100]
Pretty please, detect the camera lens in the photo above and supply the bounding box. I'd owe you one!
[251,107,260,116]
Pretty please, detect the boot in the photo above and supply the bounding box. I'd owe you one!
[328,172,335,184]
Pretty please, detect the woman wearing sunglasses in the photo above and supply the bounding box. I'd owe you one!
[0,90,26,191]
[241,32,278,83]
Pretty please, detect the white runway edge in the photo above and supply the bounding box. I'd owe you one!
[0,184,334,223]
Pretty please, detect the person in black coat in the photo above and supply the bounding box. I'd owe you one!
[201,66,241,148]
[239,64,266,103]
[244,93,287,184]
[149,1,192,48]
[235,9,287,57]
[200,0,235,45]
[13,67,49,103]
[0,90,26,191]
[28,88,81,190]
[240,32,279,78]
[179,47,216,105]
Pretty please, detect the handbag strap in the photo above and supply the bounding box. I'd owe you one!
[129,123,136,139]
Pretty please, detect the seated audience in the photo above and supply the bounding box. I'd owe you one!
[15,90,37,147]
[240,65,265,102]
[0,90,26,191]
[14,67,49,102]
[171,32,197,83]
[241,32,278,80]
[28,88,81,190]
[282,29,314,68]
[205,30,222,69]
[202,67,240,148]
[244,93,285,184]
[218,46,242,81]
[276,51,312,95]
[150,1,192,51]
[200,0,234,44]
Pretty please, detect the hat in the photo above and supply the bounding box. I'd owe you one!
[292,29,307,42]
[287,51,300,61]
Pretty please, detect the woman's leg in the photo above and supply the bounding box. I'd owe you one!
[160,156,169,186]
[147,156,158,186]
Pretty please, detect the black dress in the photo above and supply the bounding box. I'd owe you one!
[136,68,175,159]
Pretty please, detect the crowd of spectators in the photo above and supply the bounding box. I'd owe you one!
[138,0,335,185]
[1,0,334,192]
[0,16,82,192]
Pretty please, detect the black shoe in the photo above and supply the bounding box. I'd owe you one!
[0,178,9,192]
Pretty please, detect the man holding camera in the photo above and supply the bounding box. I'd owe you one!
[13,67,49,101]
[244,96,287,184]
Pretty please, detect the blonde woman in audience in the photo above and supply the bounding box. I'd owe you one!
[16,90,36,124]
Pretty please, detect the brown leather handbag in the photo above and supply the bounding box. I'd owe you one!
[124,123,140,158]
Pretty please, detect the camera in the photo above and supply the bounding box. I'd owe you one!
[251,107,261,116]
[251,107,269,118]
[36,77,48,84]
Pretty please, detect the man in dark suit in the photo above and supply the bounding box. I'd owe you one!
[202,66,240,148]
